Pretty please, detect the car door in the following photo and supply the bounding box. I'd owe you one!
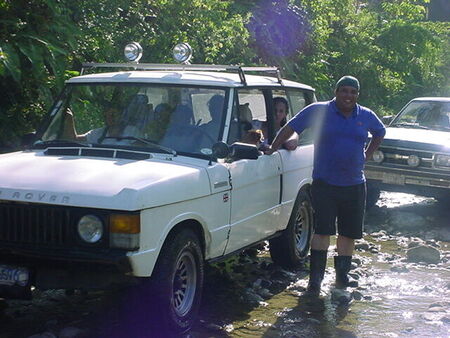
[223,88,283,254]
[275,88,315,220]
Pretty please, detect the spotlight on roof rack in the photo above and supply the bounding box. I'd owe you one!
[173,43,192,64]
[124,42,143,62]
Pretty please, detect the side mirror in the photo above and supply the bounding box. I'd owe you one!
[212,141,230,159]
[382,115,393,126]
[21,132,36,148]
[229,142,260,160]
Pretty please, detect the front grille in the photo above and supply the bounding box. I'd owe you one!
[380,146,434,169]
[0,203,71,247]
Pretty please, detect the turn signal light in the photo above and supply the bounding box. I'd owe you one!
[110,214,140,234]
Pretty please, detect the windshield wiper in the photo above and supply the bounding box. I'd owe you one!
[391,122,429,129]
[428,125,450,132]
[32,139,90,148]
[101,136,177,155]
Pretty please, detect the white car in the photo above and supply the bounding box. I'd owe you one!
[0,43,316,333]
[366,97,450,207]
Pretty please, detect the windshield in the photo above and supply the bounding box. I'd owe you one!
[36,84,228,155]
[392,100,450,131]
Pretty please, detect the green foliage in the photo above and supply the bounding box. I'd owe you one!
[284,0,449,114]
[0,0,78,149]
[0,0,449,151]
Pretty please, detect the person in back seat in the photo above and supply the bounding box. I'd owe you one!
[259,97,297,150]
[200,94,225,140]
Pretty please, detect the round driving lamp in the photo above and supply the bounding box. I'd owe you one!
[435,154,450,167]
[407,155,420,167]
[77,215,103,243]
[124,42,143,62]
[372,150,384,163]
[173,43,193,64]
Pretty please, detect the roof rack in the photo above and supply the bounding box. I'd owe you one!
[81,63,283,86]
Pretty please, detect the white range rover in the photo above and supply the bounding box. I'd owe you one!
[0,43,316,333]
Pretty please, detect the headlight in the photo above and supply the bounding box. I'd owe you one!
[435,154,450,168]
[77,215,103,243]
[124,42,143,62]
[407,155,420,167]
[372,150,384,163]
[173,43,193,64]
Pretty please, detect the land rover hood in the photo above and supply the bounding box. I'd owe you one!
[0,151,211,210]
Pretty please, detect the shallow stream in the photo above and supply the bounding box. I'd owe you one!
[190,193,450,338]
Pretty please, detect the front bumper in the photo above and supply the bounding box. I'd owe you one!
[0,244,134,294]
[365,164,450,197]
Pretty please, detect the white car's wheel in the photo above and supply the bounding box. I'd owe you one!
[146,229,204,334]
[269,190,313,269]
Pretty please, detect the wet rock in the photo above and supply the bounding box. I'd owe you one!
[200,320,223,331]
[390,265,409,273]
[351,290,363,300]
[270,269,296,281]
[27,332,57,338]
[401,327,415,334]
[232,264,246,273]
[389,211,425,229]
[348,272,360,281]
[421,312,440,321]
[406,245,441,264]
[428,301,450,311]
[331,288,352,305]
[306,318,321,325]
[437,227,450,242]
[355,240,370,251]
[352,257,362,265]
[44,319,62,332]
[407,239,425,248]
[223,324,234,333]
[441,315,450,324]
[260,261,273,270]
[253,278,272,289]
[241,288,264,305]
[58,327,86,338]
[256,288,273,299]
[0,298,8,312]
[420,286,433,293]
[369,247,379,254]
[370,230,388,238]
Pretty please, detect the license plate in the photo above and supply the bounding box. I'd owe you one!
[0,265,29,287]
[382,173,405,185]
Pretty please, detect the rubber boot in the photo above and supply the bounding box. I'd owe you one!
[334,255,358,289]
[306,249,327,296]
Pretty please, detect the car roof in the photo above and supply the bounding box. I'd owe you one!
[66,70,315,90]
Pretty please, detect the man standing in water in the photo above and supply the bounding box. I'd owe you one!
[265,76,385,295]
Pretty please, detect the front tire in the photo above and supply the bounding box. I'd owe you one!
[145,229,204,334]
[269,190,314,269]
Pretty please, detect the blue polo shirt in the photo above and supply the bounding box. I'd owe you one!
[288,99,386,186]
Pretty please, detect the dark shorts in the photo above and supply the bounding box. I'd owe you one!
[311,179,366,239]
